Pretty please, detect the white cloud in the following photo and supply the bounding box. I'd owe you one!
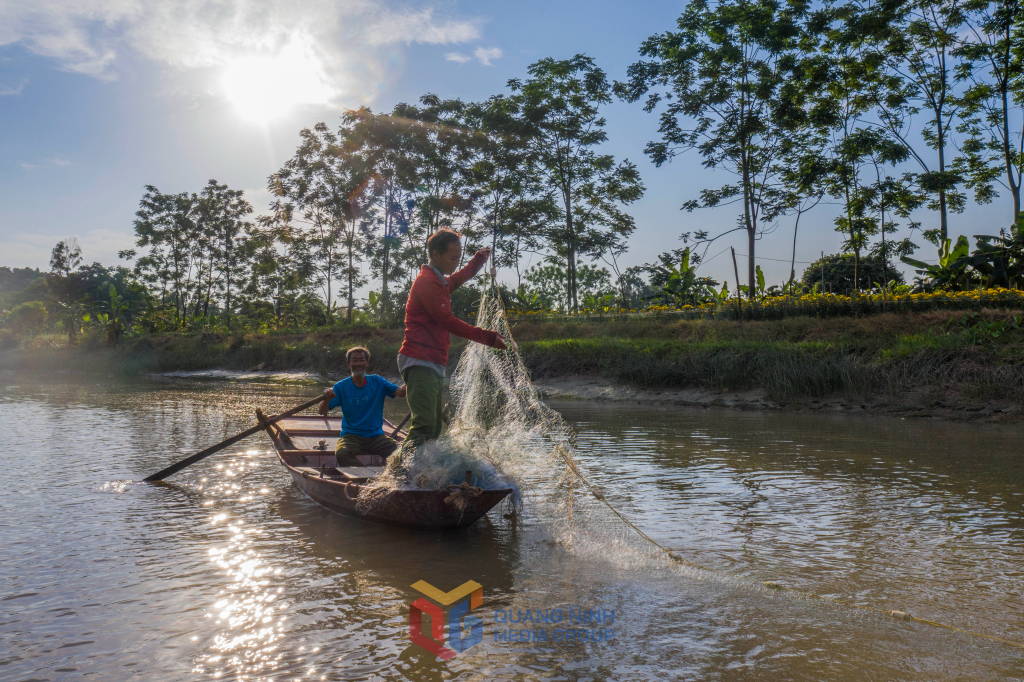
[445,52,471,63]
[18,156,71,171]
[0,78,27,96]
[474,46,501,66]
[0,0,483,96]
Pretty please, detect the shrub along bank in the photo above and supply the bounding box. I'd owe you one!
[2,308,1023,414]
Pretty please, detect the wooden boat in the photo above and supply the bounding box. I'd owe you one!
[260,412,513,530]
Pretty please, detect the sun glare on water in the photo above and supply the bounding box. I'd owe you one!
[222,38,335,122]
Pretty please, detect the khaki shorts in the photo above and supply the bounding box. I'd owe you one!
[335,433,398,467]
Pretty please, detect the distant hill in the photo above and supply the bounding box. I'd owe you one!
[0,267,46,294]
[0,267,48,311]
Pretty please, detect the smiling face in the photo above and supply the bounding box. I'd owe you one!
[431,239,463,275]
[347,351,369,377]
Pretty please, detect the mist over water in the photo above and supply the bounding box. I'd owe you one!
[1,370,1022,680]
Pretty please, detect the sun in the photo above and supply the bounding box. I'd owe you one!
[222,37,335,122]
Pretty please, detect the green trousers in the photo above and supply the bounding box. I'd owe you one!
[402,365,445,447]
[335,433,398,467]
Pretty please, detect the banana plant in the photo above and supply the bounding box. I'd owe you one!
[582,292,615,311]
[648,247,720,306]
[901,236,974,290]
[512,286,546,312]
[962,221,1024,288]
[104,284,131,343]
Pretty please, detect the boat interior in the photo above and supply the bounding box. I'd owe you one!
[264,414,406,482]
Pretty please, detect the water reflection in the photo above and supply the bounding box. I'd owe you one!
[1,373,1023,680]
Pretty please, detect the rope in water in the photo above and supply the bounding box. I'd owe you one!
[552,443,1024,650]
[484,275,1024,650]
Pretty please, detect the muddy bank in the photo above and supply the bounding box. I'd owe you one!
[533,375,1024,424]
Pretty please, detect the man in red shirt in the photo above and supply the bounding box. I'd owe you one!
[398,229,507,447]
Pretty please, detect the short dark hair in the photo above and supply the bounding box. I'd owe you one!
[346,346,371,363]
[427,229,461,258]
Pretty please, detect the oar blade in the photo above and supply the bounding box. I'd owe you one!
[143,395,323,482]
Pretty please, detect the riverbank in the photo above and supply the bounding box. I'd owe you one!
[2,308,1022,422]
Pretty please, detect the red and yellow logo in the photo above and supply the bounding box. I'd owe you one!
[409,580,483,659]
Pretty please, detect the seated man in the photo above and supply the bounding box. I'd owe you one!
[319,346,407,467]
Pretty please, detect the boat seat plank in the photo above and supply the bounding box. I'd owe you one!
[277,417,341,431]
[282,429,341,437]
[294,466,342,479]
[339,466,382,479]
[294,465,381,479]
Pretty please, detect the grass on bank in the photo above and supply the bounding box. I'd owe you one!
[2,308,1023,407]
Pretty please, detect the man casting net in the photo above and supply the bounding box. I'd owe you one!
[356,284,592,536]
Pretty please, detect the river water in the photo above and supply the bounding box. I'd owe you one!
[1,372,1022,681]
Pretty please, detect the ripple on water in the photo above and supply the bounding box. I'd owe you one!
[1,376,1023,680]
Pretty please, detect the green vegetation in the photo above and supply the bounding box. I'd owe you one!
[3,0,1024,420]
[4,310,1022,414]
[513,311,1024,406]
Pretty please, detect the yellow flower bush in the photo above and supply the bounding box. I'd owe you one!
[505,288,1024,321]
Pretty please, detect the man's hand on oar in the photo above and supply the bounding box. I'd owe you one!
[143,395,323,482]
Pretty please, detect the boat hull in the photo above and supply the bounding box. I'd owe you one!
[265,414,512,529]
[288,468,512,530]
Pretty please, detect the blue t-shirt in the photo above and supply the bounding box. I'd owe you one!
[327,375,400,438]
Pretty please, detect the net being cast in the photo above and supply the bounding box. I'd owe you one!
[319,346,407,467]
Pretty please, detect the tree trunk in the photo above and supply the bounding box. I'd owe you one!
[741,150,756,300]
[225,251,232,330]
[563,192,578,312]
[1000,88,1021,223]
[854,248,861,292]
[937,112,949,243]
[347,220,355,324]
[789,209,802,287]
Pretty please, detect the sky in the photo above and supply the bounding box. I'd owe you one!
[0,0,1016,294]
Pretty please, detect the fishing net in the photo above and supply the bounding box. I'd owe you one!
[355,284,594,537]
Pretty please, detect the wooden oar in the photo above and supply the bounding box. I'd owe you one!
[389,412,411,437]
[143,395,324,482]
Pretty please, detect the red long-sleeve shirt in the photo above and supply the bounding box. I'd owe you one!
[398,252,500,366]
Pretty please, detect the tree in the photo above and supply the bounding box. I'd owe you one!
[802,252,906,292]
[196,180,253,328]
[269,123,350,322]
[512,54,645,311]
[245,220,302,328]
[343,107,420,320]
[953,0,1024,224]
[396,95,480,255]
[49,238,82,280]
[617,0,806,299]
[866,0,968,243]
[775,127,831,287]
[48,238,84,345]
[4,301,47,336]
[524,259,615,311]
[465,94,557,285]
[129,186,200,325]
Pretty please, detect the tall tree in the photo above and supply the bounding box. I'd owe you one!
[343,107,419,319]
[512,55,644,311]
[48,238,84,345]
[465,94,556,284]
[397,95,480,256]
[953,0,1024,223]
[130,186,199,325]
[617,0,806,299]
[196,180,253,328]
[866,0,968,242]
[269,123,348,321]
